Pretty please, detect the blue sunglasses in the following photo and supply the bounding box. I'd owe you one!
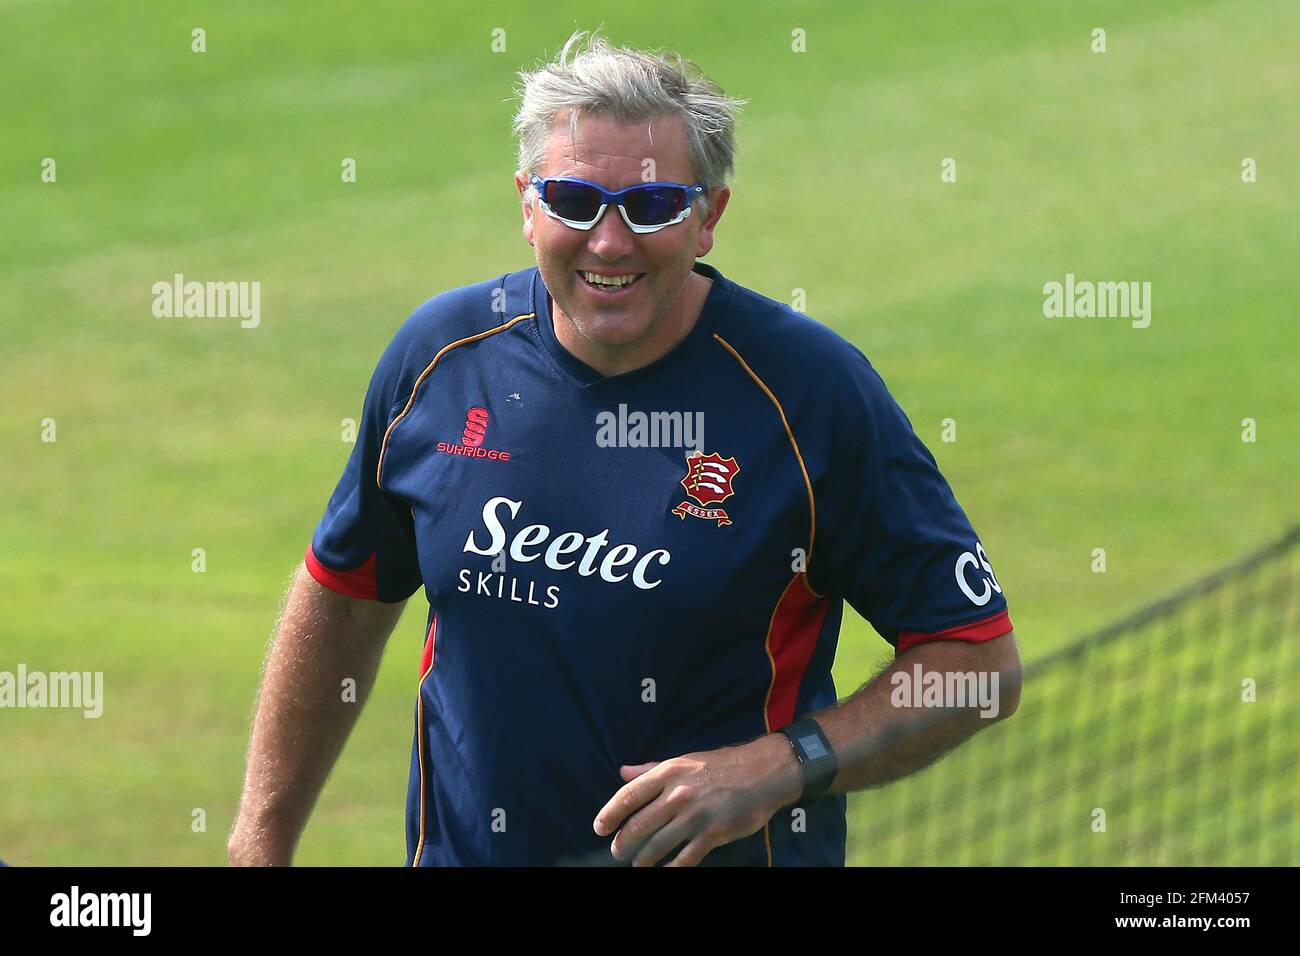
[530,175,706,234]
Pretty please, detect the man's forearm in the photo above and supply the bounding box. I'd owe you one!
[817,632,1021,793]
[750,632,1022,806]
[229,564,405,865]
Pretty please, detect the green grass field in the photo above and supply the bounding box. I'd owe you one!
[1,0,1295,865]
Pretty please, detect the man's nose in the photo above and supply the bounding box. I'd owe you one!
[587,205,636,260]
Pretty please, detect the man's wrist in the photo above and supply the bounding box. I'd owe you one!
[228,805,301,866]
[228,826,295,867]
[751,732,806,809]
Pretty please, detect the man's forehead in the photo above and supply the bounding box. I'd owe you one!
[543,111,691,179]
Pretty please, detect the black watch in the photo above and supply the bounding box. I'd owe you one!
[778,717,838,802]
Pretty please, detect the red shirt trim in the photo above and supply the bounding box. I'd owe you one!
[764,574,832,731]
[896,609,1013,655]
[304,545,379,601]
[419,615,437,678]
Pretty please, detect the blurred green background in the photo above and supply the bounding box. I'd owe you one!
[1,0,1295,865]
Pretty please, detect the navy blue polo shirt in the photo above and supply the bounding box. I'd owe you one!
[307,260,1012,866]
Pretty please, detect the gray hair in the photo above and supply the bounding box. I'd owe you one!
[512,30,747,218]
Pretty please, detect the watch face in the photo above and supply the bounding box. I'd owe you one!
[799,733,828,761]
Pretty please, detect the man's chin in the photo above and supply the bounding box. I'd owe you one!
[555,297,649,339]
[573,317,654,350]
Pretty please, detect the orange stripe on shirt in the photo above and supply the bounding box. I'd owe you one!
[411,613,438,866]
[712,333,820,599]
[377,312,535,488]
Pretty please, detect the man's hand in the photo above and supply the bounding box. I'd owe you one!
[594,732,803,867]
[596,632,1021,866]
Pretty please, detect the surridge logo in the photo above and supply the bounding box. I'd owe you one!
[672,450,739,526]
[462,406,489,446]
[437,405,512,461]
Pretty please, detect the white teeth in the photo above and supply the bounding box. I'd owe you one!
[582,271,638,287]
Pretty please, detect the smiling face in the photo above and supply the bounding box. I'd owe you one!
[516,111,729,376]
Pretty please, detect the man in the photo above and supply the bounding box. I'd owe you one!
[230,32,1020,868]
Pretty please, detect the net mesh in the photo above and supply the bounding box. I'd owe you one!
[846,526,1299,865]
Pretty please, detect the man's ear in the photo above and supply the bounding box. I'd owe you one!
[694,186,730,258]
[515,170,535,247]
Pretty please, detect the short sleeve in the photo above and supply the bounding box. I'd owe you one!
[306,337,424,604]
[810,349,1012,653]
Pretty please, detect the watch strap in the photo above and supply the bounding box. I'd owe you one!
[778,717,838,801]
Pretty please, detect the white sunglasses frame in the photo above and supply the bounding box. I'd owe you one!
[530,175,706,235]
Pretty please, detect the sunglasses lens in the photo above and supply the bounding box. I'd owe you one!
[545,180,603,222]
[623,186,687,226]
